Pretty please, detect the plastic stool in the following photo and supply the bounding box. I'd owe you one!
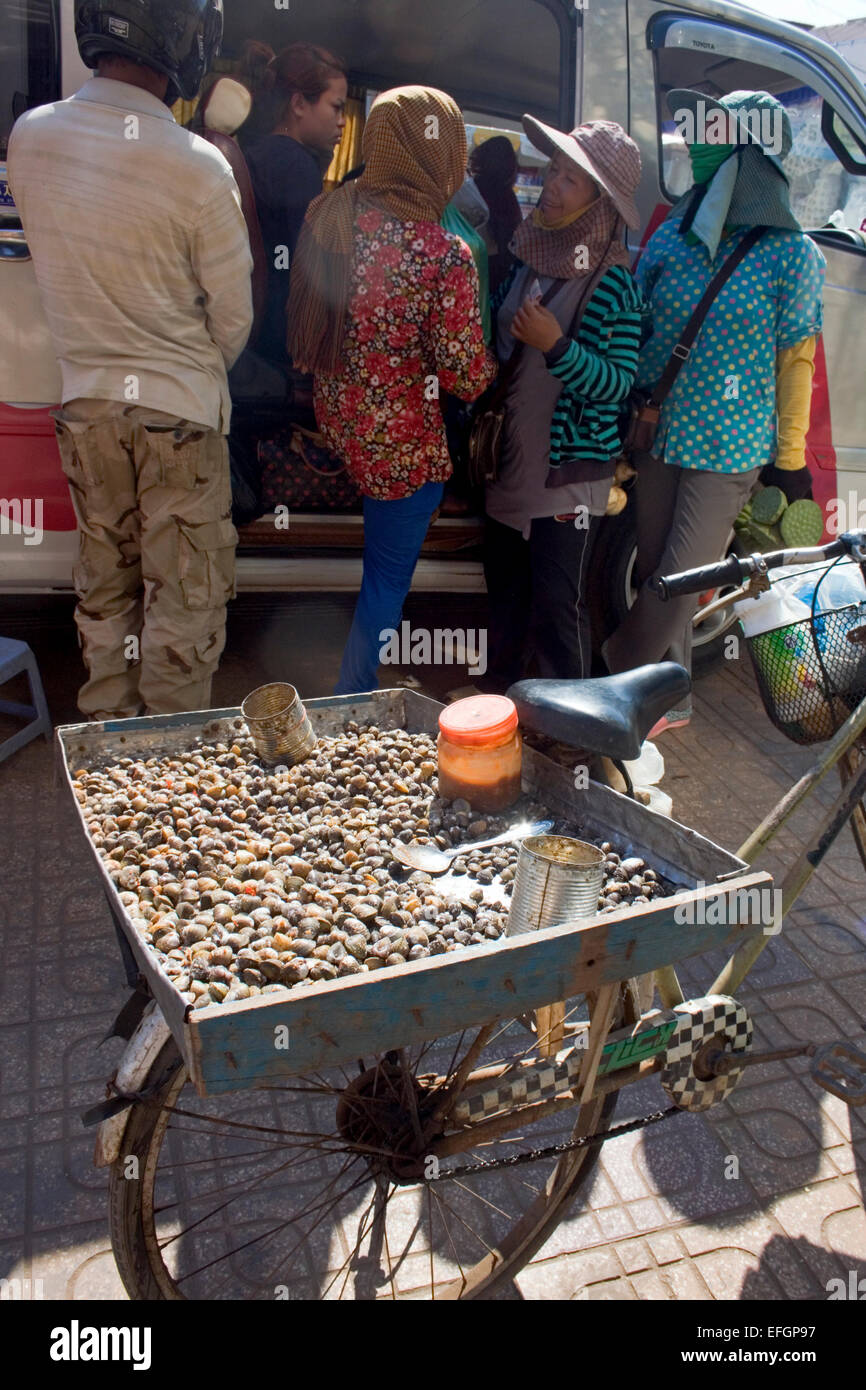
[0,636,52,763]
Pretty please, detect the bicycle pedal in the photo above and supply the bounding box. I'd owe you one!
[810,1040,866,1107]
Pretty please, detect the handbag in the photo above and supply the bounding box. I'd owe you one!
[468,239,618,489]
[467,279,561,489]
[258,425,362,513]
[622,225,767,457]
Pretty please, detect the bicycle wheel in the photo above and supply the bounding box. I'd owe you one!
[109,989,630,1301]
[839,738,866,875]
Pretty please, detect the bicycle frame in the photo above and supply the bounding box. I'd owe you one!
[445,690,866,1154]
[664,534,866,998]
[712,692,866,994]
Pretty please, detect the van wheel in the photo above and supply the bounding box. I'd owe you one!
[592,508,740,679]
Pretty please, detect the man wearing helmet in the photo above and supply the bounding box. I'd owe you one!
[7,0,253,719]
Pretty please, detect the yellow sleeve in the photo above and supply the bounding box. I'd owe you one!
[775,336,817,470]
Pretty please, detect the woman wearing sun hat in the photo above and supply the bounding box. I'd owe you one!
[480,116,645,691]
[604,89,825,733]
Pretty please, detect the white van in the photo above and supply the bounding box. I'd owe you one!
[2,0,865,668]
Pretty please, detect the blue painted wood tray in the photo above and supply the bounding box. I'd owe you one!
[56,690,771,1095]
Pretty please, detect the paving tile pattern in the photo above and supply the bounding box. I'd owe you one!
[0,596,864,1300]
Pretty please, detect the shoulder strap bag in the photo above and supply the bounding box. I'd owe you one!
[623,224,766,457]
[467,242,617,490]
[467,278,558,489]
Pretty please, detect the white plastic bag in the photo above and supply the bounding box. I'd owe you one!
[623,739,665,788]
[772,557,866,614]
[733,585,812,638]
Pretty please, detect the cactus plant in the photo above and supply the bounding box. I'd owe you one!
[741,519,784,552]
[751,486,788,527]
[779,498,824,547]
[734,498,753,532]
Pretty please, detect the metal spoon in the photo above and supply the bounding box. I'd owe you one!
[391,819,553,874]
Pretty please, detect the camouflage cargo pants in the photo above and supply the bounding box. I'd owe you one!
[53,399,237,719]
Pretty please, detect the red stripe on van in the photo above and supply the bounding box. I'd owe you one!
[632,202,671,271]
[640,203,670,248]
[804,335,837,542]
[0,403,75,531]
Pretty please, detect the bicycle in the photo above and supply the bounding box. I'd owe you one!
[78,533,866,1301]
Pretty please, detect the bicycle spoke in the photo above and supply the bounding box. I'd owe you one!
[153,1136,357,1216]
[245,1155,376,1295]
[370,1179,398,1302]
[157,1141,289,1165]
[450,1178,514,1223]
[426,1186,500,1259]
[159,1148,315,1253]
[172,1160,372,1288]
[200,1153,370,1300]
[159,1129,361,1256]
[427,1184,436,1299]
[125,989,620,1300]
[429,1186,471,1292]
[327,1184,385,1301]
[165,1112,407,1161]
[439,1030,468,1087]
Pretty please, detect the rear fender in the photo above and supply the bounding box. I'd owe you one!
[94,1003,174,1168]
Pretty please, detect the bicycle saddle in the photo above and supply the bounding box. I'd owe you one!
[508,663,691,763]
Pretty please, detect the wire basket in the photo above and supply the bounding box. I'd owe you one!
[746,594,866,746]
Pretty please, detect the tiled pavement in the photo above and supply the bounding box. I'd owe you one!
[0,593,864,1301]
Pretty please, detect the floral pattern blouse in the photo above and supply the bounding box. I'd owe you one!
[314,208,495,500]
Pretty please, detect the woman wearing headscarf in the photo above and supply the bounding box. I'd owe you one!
[480,118,645,691]
[604,90,825,734]
[245,43,348,366]
[288,86,496,695]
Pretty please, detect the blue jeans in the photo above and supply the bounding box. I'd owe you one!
[335,481,444,695]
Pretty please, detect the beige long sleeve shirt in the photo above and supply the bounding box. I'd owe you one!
[8,78,253,432]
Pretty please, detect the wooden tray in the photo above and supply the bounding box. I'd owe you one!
[56,690,772,1095]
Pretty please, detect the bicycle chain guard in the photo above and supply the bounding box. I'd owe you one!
[660,995,753,1112]
[810,1040,866,1106]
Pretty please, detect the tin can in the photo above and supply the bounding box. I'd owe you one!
[506,835,605,936]
[240,683,317,766]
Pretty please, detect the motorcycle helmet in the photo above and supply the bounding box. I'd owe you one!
[75,0,223,104]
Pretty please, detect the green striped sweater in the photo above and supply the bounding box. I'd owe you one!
[494,261,645,469]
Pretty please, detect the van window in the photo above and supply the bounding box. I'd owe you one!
[464,113,548,210]
[652,30,866,238]
[221,0,576,129]
[0,0,58,158]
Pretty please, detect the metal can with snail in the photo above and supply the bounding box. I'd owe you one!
[241,683,317,767]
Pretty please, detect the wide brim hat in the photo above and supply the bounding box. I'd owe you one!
[522,115,642,229]
[666,88,792,176]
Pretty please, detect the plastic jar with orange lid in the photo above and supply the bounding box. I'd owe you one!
[437,695,522,813]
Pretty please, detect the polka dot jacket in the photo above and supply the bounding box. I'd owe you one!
[636,219,825,473]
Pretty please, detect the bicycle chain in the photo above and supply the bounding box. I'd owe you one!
[428,1105,683,1181]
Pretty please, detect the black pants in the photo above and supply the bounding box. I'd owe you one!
[481,514,600,692]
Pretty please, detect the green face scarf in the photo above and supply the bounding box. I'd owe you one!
[682,143,738,250]
[687,142,735,185]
